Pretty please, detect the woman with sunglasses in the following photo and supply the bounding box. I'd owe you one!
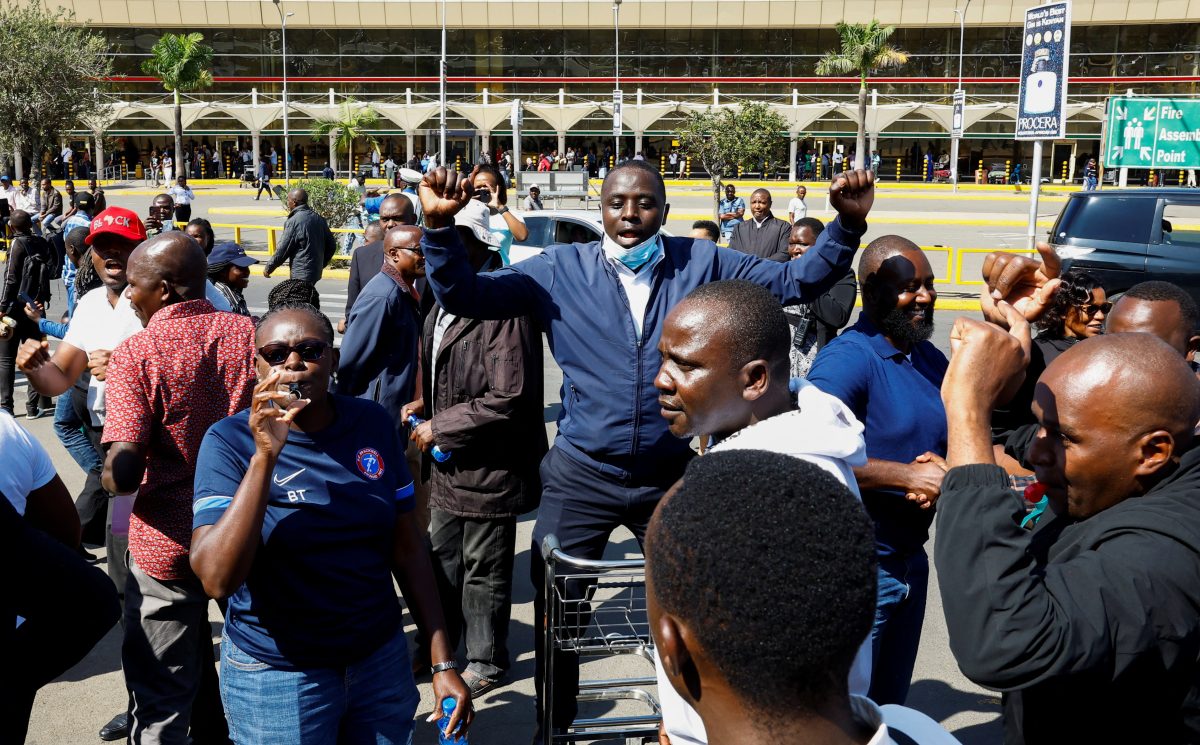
[189,303,472,743]
[992,269,1109,440]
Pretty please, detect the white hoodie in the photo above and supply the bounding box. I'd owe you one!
[655,378,872,745]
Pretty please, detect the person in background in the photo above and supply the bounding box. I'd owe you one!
[62,190,94,236]
[783,218,857,379]
[688,220,719,242]
[342,195,418,334]
[727,188,791,262]
[807,235,948,706]
[990,257,1106,441]
[144,194,176,236]
[185,217,215,256]
[648,451,952,745]
[86,179,107,214]
[262,188,336,292]
[0,210,54,418]
[255,156,274,201]
[787,184,808,224]
[322,162,334,180]
[101,232,254,743]
[39,178,63,236]
[189,303,472,743]
[408,199,546,697]
[161,153,174,184]
[207,241,258,318]
[169,176,196,224]
[1106,280,1200,366]
[522,185,543,212]
[471,164,528,266]
[717,184,746,243]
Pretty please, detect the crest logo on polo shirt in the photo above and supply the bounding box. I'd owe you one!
[355,448,385,480]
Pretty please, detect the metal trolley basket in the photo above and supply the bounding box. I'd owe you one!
[541,535,661,744]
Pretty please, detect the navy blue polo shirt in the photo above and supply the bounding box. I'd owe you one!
[807,315,948,557]
[193,395,414,670]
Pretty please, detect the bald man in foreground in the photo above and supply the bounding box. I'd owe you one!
[102,231,255,742]
[938,312,1200,744]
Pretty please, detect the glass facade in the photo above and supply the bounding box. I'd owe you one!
[102,23,1200,98]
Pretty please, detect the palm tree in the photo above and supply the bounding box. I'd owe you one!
[816,21,909,171]
[311,101,380,180]
[141,33,214,179]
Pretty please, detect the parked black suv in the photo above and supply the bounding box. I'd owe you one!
[1051,188,1200,301]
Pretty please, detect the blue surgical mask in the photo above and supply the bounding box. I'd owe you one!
[603,234,661,272]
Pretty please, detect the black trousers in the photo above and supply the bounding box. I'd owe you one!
[0,497,121,743]
[531,443,689,734]
[0,311,51,415]
[174,204,192,224]
[430,510,518,680]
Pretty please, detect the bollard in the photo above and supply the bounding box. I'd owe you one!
[816,160,822,181]
[685,157,691,178]
[1061,161,1068,184]
[610,155,615,169]
[1149,168,1156,186]
[200,158,207,179]
[1181,170,1187,186]
[267,227,277,255]
[737,163,743,178]
[455,155,462,171]
[660,155,666,172]
[304,155,309,177]
[895,158,901,182]
[1004,160,1011,183]
[67,161,74,180]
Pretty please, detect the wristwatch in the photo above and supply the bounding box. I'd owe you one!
[497,205,509,214]
[431,660,458,675]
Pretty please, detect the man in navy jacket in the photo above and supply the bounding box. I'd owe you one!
[418,160,875,733]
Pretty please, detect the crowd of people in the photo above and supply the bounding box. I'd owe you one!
[5,158,1200,745]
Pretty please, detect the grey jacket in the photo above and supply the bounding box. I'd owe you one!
[266,204,335,283]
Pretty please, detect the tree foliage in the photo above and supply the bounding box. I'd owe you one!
[675,102,789,216]
[312,101,380,179]
[295,177,359,230]
[816,20,908,169]
[141,32,214,173]
[0,2,112,170]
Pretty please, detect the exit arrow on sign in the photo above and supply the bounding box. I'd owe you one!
[1104,96,1200,170]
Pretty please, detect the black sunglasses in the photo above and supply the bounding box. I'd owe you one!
[257,340,329,366]
[1078,301,1112,316]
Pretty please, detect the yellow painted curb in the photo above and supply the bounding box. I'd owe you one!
[247,265,349,280]
[208,206,290,216]
[668,211,1054,227]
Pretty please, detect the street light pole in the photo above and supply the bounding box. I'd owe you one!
[439,0,447,167]
[951,0,972,192]
[613,0,622,163]
[272,0,293,186]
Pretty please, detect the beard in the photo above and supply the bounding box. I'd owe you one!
[877,304,935,345]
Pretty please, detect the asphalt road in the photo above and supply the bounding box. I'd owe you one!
[18,182,1005,744]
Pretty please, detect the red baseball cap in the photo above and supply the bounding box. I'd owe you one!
[84,207,147,246]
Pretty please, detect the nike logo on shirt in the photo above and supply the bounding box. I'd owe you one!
[273,468,306,486]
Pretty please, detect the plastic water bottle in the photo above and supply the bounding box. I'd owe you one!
[406,415,452,463]
[437,697,466,744]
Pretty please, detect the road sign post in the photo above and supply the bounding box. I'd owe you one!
[951,88,966,192]
[1104,98,1200,171]
[1016,0,1071,249]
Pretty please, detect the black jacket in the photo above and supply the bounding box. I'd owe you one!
[345,240,383,319]
[266,204,335,283]
[935,453,1200,744]
[421,273,546,518]
[727,214,791,262]
[2,234,52,314]
[991,335,1077,442]
[785,267,857,351]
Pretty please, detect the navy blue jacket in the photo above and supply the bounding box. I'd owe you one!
[334,268,422,443]
[421,219,863,477]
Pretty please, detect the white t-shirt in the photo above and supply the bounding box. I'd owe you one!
[787,197,807,223]
[62,288,143,427]
[0,409,56,515]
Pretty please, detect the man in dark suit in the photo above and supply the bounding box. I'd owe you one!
[339,194,418,334]
[727,188,791,262]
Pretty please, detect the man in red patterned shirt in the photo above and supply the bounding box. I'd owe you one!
[101,231,256,744]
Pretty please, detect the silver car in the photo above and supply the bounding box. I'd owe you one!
[509,209,673,263]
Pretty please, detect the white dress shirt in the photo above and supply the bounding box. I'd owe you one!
[600,235,663,343]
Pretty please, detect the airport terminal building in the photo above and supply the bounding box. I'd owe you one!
[47,0,1200,180]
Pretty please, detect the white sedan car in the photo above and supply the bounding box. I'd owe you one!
[509,209,672,263]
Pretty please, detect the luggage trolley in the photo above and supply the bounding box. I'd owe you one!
[541,535,661,744]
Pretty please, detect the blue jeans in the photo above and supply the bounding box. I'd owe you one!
[868,550,929,706]
[220,629,418,745]
[54,392,103,474]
